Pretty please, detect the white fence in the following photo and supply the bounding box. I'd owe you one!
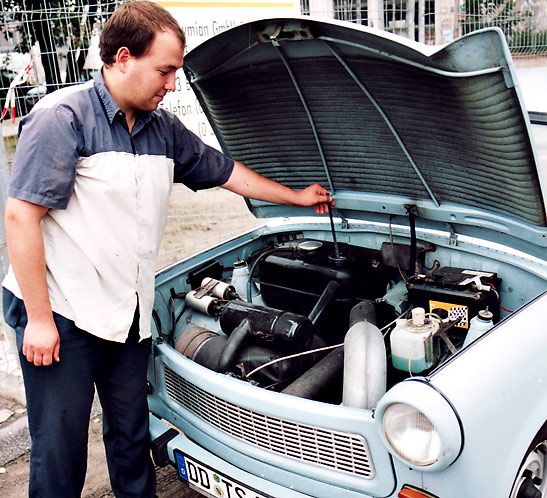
[305,0,547,57]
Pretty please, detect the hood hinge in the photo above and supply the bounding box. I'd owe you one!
[446,223,458,246]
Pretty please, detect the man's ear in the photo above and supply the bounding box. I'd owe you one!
[115,47,132,71]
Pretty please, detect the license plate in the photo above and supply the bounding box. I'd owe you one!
[174,449,272,498]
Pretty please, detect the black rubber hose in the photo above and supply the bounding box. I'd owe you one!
[247,246,296,302]
[349,300,377,328]
[308,280,340,325]
[281,347,344,399]
[217,318,250,373]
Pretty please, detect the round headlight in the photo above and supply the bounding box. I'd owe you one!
[382,402,442,466]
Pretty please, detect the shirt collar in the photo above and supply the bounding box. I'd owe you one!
[93,69,158,130]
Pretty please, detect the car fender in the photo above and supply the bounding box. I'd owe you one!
[422,291,547,496]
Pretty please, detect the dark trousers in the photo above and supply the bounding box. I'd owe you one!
[3,289,156,498]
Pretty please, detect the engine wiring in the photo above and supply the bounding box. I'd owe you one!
[159,289,188,345]
[172,234,507,389]
[423,258,441,272]
[406,312,460,377]
[245,309,410,380]
[489,283,514,313]
[245,343,343,379]
[406,312,441,377]
[246,244,296,302]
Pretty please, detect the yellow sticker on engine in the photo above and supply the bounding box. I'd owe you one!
[429,300,469,328]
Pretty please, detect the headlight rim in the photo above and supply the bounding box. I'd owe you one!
[375,379,464,472]
[381,402,443,467]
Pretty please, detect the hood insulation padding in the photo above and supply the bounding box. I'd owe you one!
[189,39,545,227]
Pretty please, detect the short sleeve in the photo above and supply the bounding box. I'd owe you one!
[171,121,234,191]
[8,106,81,209]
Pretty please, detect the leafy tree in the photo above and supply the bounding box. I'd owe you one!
[0,0,119,93]
[460,0,547,54]
[461,0,515,34]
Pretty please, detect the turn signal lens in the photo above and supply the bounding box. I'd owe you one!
[382,403,442,466]
[398,485,439,498]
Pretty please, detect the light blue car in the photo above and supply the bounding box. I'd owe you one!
[148,17,547,498]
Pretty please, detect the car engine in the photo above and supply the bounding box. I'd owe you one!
[168,237,501,407]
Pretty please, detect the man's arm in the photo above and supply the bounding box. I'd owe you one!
[5,197,60,366]
[221,161,333,215]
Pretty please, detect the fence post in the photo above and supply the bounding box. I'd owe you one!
[418,0,426,43]
[0,126,9,276]
[309,0,334,18]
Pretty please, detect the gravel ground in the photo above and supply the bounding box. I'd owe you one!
[0,393,202,497]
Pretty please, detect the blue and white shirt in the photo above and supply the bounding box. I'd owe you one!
[3,70,234,342]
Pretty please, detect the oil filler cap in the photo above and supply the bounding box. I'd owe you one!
[298,240,323,251]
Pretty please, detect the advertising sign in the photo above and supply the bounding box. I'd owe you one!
[159,0,301,147]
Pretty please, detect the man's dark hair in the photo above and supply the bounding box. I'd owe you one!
[99,0,186,65]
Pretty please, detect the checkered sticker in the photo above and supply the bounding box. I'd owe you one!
[429,300,469,328]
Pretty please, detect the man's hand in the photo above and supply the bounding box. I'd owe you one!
[222,163,335,214]
[5,197,59,367]
[294,183,335,215]
[22,320,60,366]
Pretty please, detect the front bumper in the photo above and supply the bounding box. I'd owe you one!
[148,341,396,498]
[150,414,312,497]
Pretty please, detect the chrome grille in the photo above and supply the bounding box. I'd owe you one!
[164,365,375,479]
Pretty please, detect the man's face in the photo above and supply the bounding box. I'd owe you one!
[123,28,184,114]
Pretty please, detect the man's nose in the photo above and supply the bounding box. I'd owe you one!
[165,72,176,92]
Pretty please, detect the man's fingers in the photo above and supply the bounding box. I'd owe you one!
[23,343,35,364]
[26,349,35,364]
[22,323,61,366]
[322,192,334,205]
[53,343,60,363]
[314,202,328,215]
[23,343,59,366]
[41,353,53,367]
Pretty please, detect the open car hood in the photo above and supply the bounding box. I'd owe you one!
[183,17,547,254]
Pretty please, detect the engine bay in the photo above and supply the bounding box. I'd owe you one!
[155,226,512,408]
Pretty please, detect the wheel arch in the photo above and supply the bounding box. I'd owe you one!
[509,418,547,498]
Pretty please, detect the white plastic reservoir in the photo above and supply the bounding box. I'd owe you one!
[390,307,439,374]
[463,309,494,347]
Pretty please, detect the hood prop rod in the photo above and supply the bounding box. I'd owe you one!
[270,37,335,195]
[318,35,505,80]
[324,42,440,208]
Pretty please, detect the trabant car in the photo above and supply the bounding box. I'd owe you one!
[147,17,547,498]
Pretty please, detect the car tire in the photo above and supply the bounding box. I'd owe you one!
[510,420,547,498]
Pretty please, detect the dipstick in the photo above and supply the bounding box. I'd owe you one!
[327,202,340,259]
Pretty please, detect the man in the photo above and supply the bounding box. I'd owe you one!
[2,1,332,497]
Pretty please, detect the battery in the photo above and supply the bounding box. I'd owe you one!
[407,267,501,330]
